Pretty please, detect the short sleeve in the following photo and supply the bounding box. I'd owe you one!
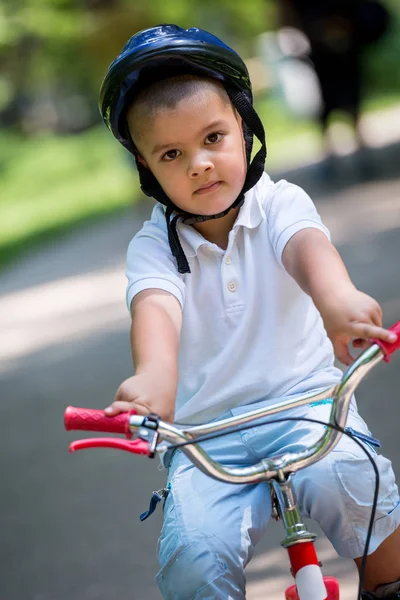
[265,179,331,267]
[126,205,186,313]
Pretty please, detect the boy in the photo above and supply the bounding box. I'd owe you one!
[100,25,400,599]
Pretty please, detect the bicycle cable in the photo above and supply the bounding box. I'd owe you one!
[166,415,379,600]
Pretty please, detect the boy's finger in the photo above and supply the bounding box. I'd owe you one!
[104,401,133,415]
[335,342,354,366]
[351,323,397,343]
[352,338,370,349]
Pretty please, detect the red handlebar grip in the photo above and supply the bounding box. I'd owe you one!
[372,321,400,363]
[64,406,134,438]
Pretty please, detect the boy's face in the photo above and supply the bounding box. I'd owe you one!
[127,88,247,216]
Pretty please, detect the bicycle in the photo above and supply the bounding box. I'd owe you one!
[65,322,400,600]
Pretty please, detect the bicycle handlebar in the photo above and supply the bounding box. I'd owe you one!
[65,322,400,484]
[64,406,136,438]
[371,320,400,361]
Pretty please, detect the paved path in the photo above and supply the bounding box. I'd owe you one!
[1,155,400,599]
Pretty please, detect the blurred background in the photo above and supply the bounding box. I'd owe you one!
[1,1,400,599]
[1,0,400,261]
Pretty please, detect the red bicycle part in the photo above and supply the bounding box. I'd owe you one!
[287,542,319,575]
[371,320,400,362]
[69,437,150,455]
[285,576,339,600]
[285,542,339,599]
[64,406,136,438]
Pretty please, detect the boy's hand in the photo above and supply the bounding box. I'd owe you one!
[104,373,175,423]
[320,287,397,366]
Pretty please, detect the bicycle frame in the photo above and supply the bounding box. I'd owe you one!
[64,324,400,600]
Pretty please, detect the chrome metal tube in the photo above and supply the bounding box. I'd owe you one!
[129,345,383,484]
[181,386,336,438]
[156,422,280,483]
[272,478,316,547]
[283,344,382,475]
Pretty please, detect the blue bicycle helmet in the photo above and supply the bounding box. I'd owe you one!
[99,24,267,273]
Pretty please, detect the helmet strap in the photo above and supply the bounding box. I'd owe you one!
[165,206,191,274]
[225,86,267,195]
[166,195,246,274]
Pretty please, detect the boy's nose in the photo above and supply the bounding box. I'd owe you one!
[187,156,215,179]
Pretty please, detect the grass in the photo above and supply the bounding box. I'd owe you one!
[1,91,400,270]
[0,126,137,267]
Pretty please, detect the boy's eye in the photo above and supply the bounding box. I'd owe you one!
[205,132,224,144]
[162,149,180,161]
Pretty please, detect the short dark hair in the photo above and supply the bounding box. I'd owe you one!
[127,74,231,145]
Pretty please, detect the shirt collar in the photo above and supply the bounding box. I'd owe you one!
[175,172,270,258]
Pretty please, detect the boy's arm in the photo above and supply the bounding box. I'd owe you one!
[282,228,397,365]
[105,289,182,422]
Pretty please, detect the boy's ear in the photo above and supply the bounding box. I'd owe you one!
[137,154,149,169]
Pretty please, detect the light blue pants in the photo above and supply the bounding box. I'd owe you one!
[156,400,400,599]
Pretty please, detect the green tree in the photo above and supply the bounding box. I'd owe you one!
[1,0,398,133]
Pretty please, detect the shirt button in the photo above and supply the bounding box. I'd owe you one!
[225,255,232,264]
[228,281,237,292]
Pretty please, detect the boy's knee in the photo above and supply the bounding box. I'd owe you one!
[156,535,244,599]
[299,450,388,515]
[294,449,400,558]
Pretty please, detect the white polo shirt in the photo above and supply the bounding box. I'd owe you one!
[126,172,342,425]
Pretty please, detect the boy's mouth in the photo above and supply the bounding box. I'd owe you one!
[194,181,222,195]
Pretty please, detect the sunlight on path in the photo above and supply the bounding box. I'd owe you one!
[0,266,129,371]
[1,177,399,375]
[317,179,400,246]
